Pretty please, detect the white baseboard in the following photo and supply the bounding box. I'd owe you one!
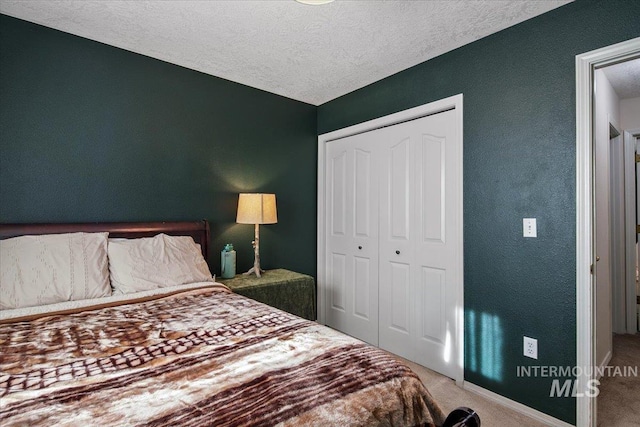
[463,381,575,427]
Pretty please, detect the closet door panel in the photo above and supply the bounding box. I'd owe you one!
[354,256,372,320]
[389,261,411,333]
[378,110,459,379]
[413,109,459,378]
[422,135,445,243]
[329,253,347,312]
[354,149,372,237]
[379,128,415,360]
[390,138,411,239]
[325,132,379,345]
[419,266,446,344]
[330,150,347,237]
[350,140,378,339]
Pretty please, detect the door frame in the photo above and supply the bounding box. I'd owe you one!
[317,93,464,384]
[576,37,640,427]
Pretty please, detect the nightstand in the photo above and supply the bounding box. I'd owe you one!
[217,269,316,321]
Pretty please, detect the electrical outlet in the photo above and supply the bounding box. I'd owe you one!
[524,336,538,359]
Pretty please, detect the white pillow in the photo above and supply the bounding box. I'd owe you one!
[108,233,213,295]
[0,232,111,310]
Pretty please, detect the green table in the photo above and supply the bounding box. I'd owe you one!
[217,269,316,321]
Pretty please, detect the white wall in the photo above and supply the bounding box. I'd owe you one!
[620,97,640,131]
[594,69,620,366]
[620,97,640,333]
[620,97,640,334]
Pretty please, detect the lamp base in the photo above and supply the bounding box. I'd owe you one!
[243,224,264,278]
[243,265,264,278]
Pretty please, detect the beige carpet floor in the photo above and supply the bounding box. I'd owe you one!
[396,356,549,427]
[393,333,639,427]
[596,333,640,427]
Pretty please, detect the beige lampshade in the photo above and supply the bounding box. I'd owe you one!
[236,193,278,225]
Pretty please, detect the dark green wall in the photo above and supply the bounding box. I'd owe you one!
[318,0,639,423]
[0,14,317,277]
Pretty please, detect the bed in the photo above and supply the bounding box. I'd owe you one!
[0,221,470,427]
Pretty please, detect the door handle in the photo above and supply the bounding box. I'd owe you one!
[596,256,600,262]
[395,250,400,255]
[358,246,362,250]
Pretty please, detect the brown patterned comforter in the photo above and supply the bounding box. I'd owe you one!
[0,286,445,426]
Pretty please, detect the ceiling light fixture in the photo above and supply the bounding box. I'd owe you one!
[295,0,335,5]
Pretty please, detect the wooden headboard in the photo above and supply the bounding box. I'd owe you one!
[0,221,211,259]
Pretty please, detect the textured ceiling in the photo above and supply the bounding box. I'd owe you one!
[0,0,571,105]
[602,58,640,100]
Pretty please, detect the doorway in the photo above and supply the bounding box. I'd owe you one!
[576,37,640,427]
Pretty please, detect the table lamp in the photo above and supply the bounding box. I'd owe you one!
[236,193,277,278]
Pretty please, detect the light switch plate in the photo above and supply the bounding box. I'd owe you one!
[523,218,537,238]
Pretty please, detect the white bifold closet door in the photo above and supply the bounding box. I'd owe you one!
[326,130,380,346]
[377,110,459,379]
[325,109,460,379]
